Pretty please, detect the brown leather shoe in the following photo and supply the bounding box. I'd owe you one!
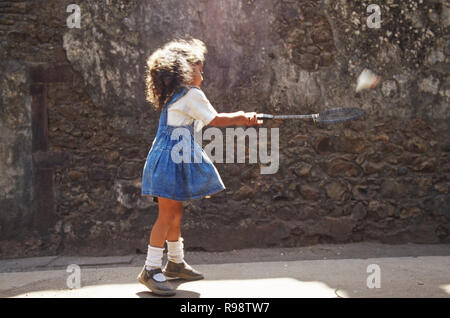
[163,260,204,281]
[137,266,176,296]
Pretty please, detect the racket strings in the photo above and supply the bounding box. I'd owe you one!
[317,108,364,123]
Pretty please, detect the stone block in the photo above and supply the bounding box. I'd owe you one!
[325,159,360,177]
[298,184,321,201]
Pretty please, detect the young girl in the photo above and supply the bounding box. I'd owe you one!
[138,38,262,296]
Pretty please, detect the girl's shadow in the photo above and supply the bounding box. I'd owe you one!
[136,278,200,298]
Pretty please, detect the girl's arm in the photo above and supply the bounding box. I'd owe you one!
[208,111,263,127]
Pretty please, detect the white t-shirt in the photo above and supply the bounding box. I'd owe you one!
[167,88,218,132]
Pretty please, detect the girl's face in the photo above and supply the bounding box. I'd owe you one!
[191,62,204,87]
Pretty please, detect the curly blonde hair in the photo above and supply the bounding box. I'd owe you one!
[145,38,207,111]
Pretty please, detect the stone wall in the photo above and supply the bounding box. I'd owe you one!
[0,0,449,258]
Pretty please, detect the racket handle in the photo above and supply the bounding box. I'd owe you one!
[257,114,274,120]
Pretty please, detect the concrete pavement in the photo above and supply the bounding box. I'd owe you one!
[1,243,449,298]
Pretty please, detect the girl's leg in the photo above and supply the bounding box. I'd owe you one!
[166,208,184,264]
[144,197,203,280]
[144,197,182,271]
[162,202,204,281]
[139,197,181,296]
[149,197,183,248]
[166,202,183,242]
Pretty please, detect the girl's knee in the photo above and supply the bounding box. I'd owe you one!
[170,212,183,226]
[157,211,174,223]
[154,215,171,228]
[159,211,182,225]
[158,208,182,222]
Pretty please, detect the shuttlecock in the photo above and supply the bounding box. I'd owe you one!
[356,69,381,92]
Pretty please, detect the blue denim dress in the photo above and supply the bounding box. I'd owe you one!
[141,86,225,201]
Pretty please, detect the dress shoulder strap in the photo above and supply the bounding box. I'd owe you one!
[159,86,191,128]
[164,86,191,109]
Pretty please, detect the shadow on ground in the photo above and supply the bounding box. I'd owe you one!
[1,243,449,298]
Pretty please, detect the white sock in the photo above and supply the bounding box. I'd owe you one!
[166,237,184,264]
[145,245,164,270]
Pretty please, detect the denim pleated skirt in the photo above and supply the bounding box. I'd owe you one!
[141,87,225,201]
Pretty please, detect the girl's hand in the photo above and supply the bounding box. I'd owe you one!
[243,112,263,126]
